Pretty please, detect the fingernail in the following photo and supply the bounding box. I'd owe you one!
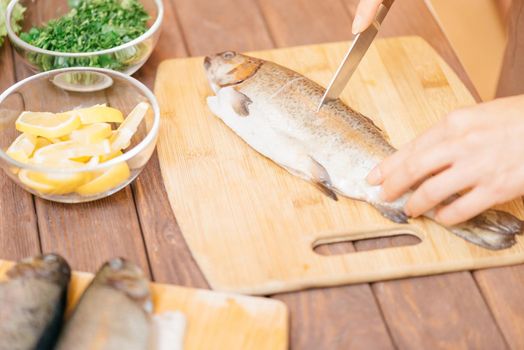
[366,167,382,185]
[352,15,363,35]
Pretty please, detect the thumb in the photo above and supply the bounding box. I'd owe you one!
[352,0,383,34]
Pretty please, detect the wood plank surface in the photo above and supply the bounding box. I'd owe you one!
[0,45,40,260]
[133,0,209,287]
[1,0,523,348]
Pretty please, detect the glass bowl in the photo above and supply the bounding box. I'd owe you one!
[6,0,163,74]
[0,68,160,203]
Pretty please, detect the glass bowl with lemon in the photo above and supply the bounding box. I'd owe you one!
[0,68,159,203]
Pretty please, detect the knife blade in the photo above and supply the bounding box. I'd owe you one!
[317,2,392,111]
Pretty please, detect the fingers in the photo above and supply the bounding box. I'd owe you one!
[379,140,456,201]
[404,166,475,217]
[367,122,448,185]
[352,0,383,34]
[435,187,495,226]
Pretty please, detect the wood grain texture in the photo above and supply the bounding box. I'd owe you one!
[475,266,524,349]
[155,38,524,295]
[0,260,289,350]
[497,0,524,96]
[0,45,41,260]
[171,0,273,55]
[132,0,209,288]
[373,273,508,349]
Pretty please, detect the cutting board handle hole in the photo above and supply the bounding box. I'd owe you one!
[313,232,422,256]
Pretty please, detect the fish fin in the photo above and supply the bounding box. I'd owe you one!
[446,209,523,250]
[313,181,338,201]
[230,89,252,117]
[308,156,338,201]
[372,203,409,224]
[282,156,338,201]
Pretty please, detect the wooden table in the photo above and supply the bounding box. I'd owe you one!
[1,0,523,348]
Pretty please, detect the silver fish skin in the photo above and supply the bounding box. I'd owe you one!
[55,258,152,350]
[204,51,523,250]
[0,253,71,350]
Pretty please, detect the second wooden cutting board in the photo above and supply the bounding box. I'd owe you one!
[0,260,288,349]
[154,36,524,295]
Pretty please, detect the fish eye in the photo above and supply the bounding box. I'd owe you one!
[222,51,236,60]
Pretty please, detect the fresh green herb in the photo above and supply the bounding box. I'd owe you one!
[19,0,150,71]
[0,0,26,47]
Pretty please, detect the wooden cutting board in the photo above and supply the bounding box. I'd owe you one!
[0,260,288,350]
[154,36,524,295]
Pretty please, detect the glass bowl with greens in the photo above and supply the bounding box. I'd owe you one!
[5,0,163,74]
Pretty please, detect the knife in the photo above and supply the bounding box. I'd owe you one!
[317,0,394,111]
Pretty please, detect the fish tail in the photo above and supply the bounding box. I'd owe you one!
[447,209,523,250]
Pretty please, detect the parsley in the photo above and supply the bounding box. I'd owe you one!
[0,0,26,47]
[19,0,150,71]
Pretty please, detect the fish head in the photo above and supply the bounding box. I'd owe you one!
[96,257,151,312]
[7,253,71,288]
[204,51,262,92]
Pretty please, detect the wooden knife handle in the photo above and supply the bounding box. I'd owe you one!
[382,0,395,9]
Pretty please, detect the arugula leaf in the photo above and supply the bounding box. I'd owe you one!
[0,0,26,47]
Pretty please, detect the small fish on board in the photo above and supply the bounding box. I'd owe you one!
[0,254,71,350]
[204,51,523,250]
[55,258,152,350]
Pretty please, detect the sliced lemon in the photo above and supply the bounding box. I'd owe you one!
[100,150,123,163]
[29,170,89,194]
[71,156,92,163]
[18,158,89,195]
[32,140,111,165]
[76,162,130,196]
[18,169,55,194]
[110,102,150,152]
[34,137,52,151]
[6,133,37,163]
[70,123,112,144]
[65,105,124,125]
[16,111,81,139]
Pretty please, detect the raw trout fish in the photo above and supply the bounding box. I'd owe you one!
[55,258,152,350]
[0,254,71,350]
[204,51,523,250]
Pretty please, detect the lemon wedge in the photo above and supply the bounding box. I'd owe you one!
[18,158,89,195]
[100,150,123,163]
[70,123,112,144]
[18,169,56,194]
[110,102,150,152]
[65,105,124,125]
[76,162,130,196]
[34,137,52,151]
[6,133,37,163]
[33,140,111,165]
[16,112,81,139]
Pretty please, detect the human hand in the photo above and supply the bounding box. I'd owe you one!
[352,0,386,34]
[366,95,524,226]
